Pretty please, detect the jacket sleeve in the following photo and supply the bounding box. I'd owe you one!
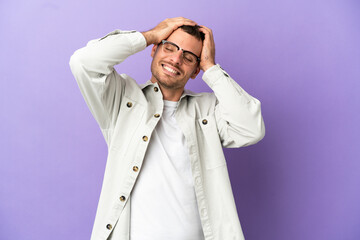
[202,64,265,148]
[69,30,147,141]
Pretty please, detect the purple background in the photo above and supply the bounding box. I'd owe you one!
[1,0,359,239]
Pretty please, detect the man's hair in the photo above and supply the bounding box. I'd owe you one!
[178,25,205,41]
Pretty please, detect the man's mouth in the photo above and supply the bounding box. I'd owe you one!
[161,64,180,76]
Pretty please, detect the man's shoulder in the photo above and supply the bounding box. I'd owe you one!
[184,89,217,109]
[184,89,215,100]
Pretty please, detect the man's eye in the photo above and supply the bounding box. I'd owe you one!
[165,45,175,52]
[184,55,194,63]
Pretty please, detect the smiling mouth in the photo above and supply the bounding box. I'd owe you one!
[162,64,180,76]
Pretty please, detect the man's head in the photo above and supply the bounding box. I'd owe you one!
[178,25,205,42]
[150,25,205,92]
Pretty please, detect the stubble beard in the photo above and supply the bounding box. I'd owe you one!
[151,62,185,90]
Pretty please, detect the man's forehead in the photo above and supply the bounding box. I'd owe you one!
[167,29,195,41]
[167,29,202,54]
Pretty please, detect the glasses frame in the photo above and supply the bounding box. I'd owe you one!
[160,40,201,65]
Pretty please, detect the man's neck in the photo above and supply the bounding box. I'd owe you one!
[160,87,183,101]
[150,79,183,102]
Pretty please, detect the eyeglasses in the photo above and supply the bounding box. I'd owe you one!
[160,40,200,66]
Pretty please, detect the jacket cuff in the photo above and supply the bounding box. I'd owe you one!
[202,64,231,88]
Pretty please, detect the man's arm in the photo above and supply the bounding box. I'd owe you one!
[69,30,147,135]
[199,26,265,148]
[69,17,197,135]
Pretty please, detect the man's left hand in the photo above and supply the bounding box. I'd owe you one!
[198,26,216,72]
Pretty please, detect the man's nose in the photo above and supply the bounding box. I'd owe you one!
[169,50,183,65]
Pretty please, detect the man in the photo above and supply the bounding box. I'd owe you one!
[70,17,265,240]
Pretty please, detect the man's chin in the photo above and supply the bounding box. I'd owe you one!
[158,80,176,89]
[157,78,183,90]
[151,71,184,90]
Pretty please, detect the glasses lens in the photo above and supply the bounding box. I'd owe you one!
[183,52,197,65]
[163,42,177,53]
[162,41,198,65]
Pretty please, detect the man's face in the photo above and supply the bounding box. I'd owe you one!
[150,29,202,91]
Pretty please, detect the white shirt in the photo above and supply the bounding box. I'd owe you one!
[131,100,204,240]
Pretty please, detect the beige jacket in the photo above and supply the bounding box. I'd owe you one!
[69,30,265,240]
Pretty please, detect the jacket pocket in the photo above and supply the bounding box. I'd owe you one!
[198,114,226,170]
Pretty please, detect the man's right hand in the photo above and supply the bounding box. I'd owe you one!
[142,17,198,46]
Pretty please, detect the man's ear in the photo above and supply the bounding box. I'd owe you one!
[151,44,158,58]
[190,66,201,79]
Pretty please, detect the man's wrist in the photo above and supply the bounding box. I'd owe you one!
[201,63,216,72]
[141,31,155,46]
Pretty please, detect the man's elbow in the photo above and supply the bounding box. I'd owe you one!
[69,50,86,78]
[243,127,265,147]
[234,117,265,147]
[69,50,81,70]
[254,117,265,142]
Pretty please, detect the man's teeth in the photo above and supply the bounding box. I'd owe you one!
[163,65,178,74]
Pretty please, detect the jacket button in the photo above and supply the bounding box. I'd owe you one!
[126,102,132,108]
[106,224,112,230]
[154,87,159,92]
[120,196,126,201]
[154,113,160,118]
[133,166,139,172]
[202,119,208,125]
[142,136,148,142]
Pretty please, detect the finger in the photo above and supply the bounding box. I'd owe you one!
[173,17,198,26]
[170,17,195,23]
[175,17,197,23]
[199,25,212,34]
[198,27,210,36]
[179,21,198,27]
[198,26,214,41]
[198,29,212,43]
